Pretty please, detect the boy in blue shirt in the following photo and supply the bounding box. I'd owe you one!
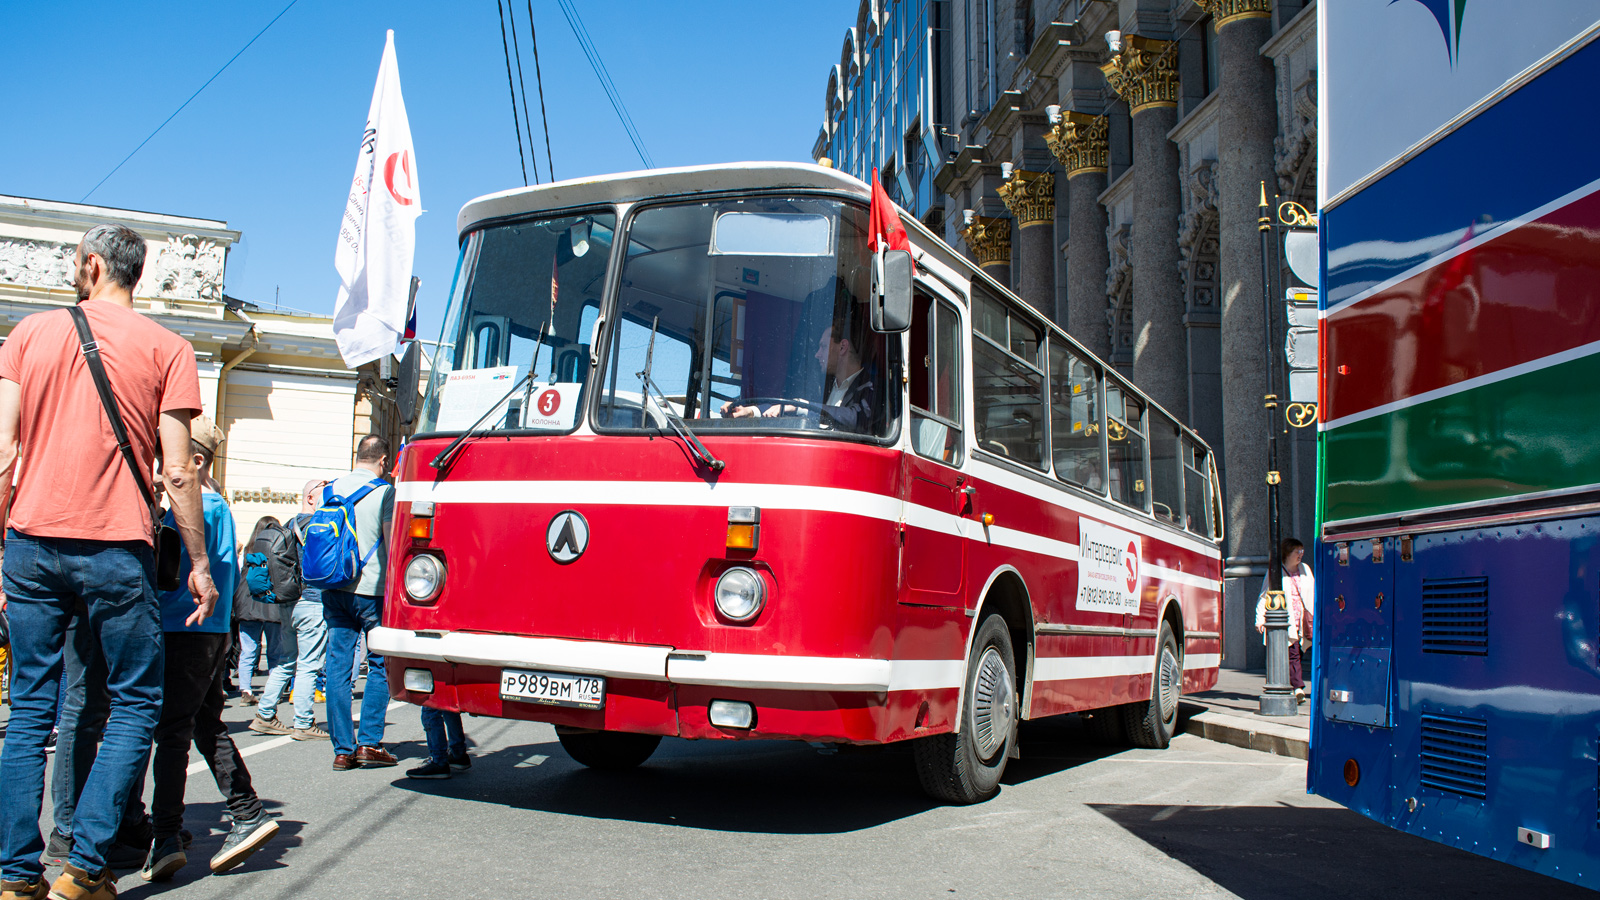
[129,418,281,881]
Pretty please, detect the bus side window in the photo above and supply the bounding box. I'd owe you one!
[1149,411,1182,525]
[971,288,1046,469]
[909,291,964,464]
[1050,341,1105,493]
[1183,438,1215,538]
[1106,380,1149,512]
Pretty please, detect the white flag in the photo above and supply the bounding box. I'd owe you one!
[333,30,421,368]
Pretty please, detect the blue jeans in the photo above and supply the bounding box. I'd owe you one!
[252,621,296,722]
[421,707,466,763]
[0,532,161,880]
[236,620,281,695]
[322,589,387,756]
[288,595,328,729]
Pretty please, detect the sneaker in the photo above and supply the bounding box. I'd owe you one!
[248,715,292,735]
[291,724,331,741]
[405,759,452,779]
[313,689,325,703]
[44,729,57,753]
[42,828,72,866]
[50,863,115,900]
[240,691,258,706]
[179,829,193,850]
[447,752,472,772]
[354,745,398,767]
[140,833,187,883]
[209,813,279,874]
[0,877,46,900]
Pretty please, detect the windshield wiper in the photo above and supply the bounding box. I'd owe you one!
[637,316,724,471]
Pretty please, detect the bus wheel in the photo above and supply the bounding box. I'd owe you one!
[556,728,662,770]
[913,614,1015,804]
[1125,622,1181,749]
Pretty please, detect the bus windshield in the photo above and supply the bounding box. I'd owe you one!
[596,196,894,440]
[417,210,617,434]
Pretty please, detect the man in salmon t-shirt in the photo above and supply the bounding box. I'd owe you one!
[0,224,218,900]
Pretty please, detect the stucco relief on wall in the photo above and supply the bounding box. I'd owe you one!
[0,234,224,302]
[0,240,76,289]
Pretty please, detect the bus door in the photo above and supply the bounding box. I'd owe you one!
[1315,535,1396,823]
[901,284,969,604]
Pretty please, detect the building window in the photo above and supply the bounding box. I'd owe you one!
[1203,17,1220,97]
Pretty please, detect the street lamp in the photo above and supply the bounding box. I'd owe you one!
[1258,180,1295,717]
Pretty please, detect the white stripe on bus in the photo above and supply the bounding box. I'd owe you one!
[371,628,1222,693]
[396,479,1222,592]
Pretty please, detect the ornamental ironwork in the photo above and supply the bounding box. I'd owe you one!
[996,171,1056,227]
[960,216,1012,267]
[1045,112,1109,178]
[1100,36,1180,114]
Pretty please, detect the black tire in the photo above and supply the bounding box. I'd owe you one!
[556,728,662,770]
[913,614,1017,804]
[1125,621,1181,749]
[1082,704,1128,746]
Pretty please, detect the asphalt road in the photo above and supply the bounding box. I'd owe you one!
[2,691,1593,899]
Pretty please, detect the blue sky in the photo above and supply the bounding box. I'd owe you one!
[0,1,855,343]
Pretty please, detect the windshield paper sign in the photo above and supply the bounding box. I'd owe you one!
[520,382,582,430]
[1076,519,1142,614]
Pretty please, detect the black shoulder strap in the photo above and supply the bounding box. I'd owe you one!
[66,305,162,525]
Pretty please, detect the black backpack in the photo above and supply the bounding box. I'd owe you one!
[242,521,303,604]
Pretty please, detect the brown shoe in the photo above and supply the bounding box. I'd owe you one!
[331,753,363,771]
[354,745,398,767]
[47,864,114,900]
[0,877,47,900]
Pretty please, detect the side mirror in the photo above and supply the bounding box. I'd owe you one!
[396,341,421,427]
[873,249,913,333]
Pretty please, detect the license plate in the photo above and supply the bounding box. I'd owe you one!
[500,668,606,709]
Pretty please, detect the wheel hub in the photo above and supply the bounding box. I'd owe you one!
[973,647,1014,759]
[1158,646,1181,723]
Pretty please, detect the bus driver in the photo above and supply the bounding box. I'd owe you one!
[724,320,878,434]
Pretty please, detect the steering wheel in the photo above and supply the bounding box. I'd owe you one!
[725,397,829,416]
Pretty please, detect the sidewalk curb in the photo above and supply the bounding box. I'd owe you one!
[1179,701,1309,761]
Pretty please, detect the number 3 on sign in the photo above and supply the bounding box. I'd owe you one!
[520,382,581,429]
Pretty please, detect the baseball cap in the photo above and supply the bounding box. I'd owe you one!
[192,416,224,455]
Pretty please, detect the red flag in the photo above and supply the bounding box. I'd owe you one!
[869,168,911,254]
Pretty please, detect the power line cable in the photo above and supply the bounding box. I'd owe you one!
[556,0,654,168]
[496,0,530,186]
[506,0,541,184]
[528,0,555,182]
[81,0,300,202]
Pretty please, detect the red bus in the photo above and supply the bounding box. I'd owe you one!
[372,163,1224,803]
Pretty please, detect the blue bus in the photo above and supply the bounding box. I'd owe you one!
[1312,2,1600,889]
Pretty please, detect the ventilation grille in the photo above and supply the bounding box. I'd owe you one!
[1420,713,1488,800]
[1422,577,1489,656]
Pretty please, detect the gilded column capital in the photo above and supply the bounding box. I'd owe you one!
[1100,36,1180,114]
[996,171,1056,228]
[1045,112,1109,178]
[960,216,1012,268]
[1194,0,1272,28]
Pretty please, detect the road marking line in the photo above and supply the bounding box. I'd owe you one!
[515,754,548,768]
[187,700,407,775]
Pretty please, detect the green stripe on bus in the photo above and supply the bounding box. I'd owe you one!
[1323,351,1600,523]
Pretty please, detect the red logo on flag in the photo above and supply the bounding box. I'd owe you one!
[385,150,416,206]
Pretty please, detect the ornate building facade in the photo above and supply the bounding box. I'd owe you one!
[814,0,1318,669]
[0,194,415,534]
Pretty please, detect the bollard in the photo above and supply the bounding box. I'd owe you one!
[1259,591,1297,716]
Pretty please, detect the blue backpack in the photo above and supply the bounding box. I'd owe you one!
[300,478,387,590]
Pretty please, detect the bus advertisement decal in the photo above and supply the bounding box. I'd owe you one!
[1076,519,1141,614]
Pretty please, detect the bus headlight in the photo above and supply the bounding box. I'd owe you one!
[404,554,445,603]
[714,567,765,622]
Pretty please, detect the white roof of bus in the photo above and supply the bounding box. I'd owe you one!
[458,162,872,235]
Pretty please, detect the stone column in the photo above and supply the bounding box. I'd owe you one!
[1047,112,1112,359]
[997,171,1057,320]
[1201,0,1279,669]
[961,216,1012,289]
[1102,36,1187,418]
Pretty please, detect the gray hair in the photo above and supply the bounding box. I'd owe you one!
[79,224,146,291]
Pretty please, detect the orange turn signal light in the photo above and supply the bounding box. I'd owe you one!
[409,517,433,541]
[981,513,995,527]
[1344,758,1360,787]
[726,523,757,550]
